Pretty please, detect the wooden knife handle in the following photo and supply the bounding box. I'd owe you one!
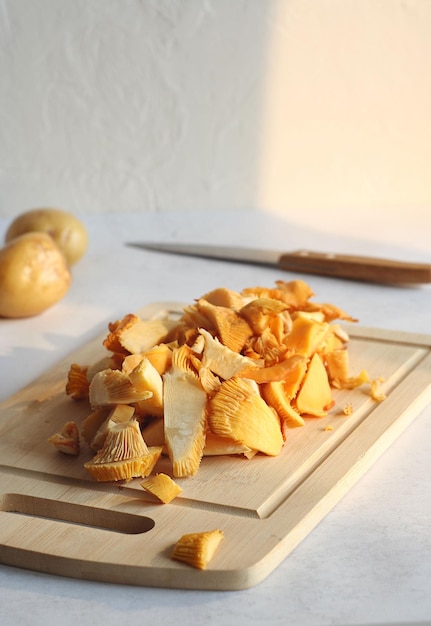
[278,251,431,284]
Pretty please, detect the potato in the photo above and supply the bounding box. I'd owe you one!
[5,208,87,265]
[0,232,71,318]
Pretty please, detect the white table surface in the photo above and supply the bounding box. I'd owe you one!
[0,208,430,626]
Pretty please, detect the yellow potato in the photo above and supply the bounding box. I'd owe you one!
[0,232,71,318]
[5,208,88,265]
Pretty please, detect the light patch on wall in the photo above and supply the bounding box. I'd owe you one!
[258,0,431,219]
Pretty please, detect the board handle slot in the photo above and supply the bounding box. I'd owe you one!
[0,493,155,535]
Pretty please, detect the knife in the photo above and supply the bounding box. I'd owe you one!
[126,241,431,284]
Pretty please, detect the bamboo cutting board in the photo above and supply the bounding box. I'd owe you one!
[1,302,431,591]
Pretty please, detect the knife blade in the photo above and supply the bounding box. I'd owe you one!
[126,241,431,284]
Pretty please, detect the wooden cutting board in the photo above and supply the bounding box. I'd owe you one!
[1,302,431,591]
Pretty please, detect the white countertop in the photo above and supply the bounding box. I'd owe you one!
[1,208,430,626]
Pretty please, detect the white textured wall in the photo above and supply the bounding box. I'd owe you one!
[1,0,430,219]
[0,0,270,215]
